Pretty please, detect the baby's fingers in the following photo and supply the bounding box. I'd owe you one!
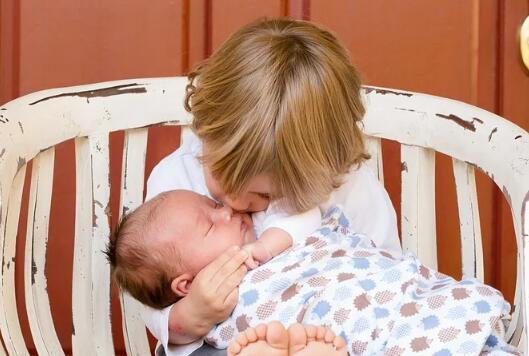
[244,257,259,270]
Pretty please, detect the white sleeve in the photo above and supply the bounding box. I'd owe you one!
[146,133,208,201]
[259,201,321,245]
[325,164,402,257]
[143,304,204,356]
[146,153,182,201]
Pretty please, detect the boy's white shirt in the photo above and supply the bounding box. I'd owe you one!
[142,132,401,356]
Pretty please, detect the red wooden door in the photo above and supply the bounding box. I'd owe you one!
[1,1,528,354]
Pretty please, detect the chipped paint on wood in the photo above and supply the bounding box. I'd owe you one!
[17,157,26,172]
[453,159,484,281]
[365,137,384,183]
[489,127,498,141]
[363,86,413,97]
[0,165,30,355]
[118,128,151,355]
[400,145,437,269]
[31,259,37,285]
[522,190,529,238]
[435,113,482,132]
[28,83,147,105]
[502,186,513,210]
[24,148,63,355]
[72,136,96,355]
[88,134,115,355]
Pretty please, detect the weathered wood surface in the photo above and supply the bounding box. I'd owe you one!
[452,158,484,281]
[24,148,64,356]
[72,136,96,354]
[365,136,384,183]
[89,134,114,355]
[363,85,529,345]
[0,166,29,356]
[400,144,437,269]
[118,128,151,356]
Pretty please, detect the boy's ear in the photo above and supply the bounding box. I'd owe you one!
[170,274,193,297]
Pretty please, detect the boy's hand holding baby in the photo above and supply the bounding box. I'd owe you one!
[171,246,249,342]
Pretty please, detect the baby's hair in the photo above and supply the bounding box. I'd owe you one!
[105,192,181,309]
[185,18,369,213]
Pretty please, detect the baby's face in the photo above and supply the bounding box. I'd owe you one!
[157,190,256,276]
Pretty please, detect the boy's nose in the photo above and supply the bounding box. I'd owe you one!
[212,205,233,222]
[223,196,249,212]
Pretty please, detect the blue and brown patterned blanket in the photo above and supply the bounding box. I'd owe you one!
[206,206,520,355]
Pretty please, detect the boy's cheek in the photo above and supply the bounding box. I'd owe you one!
[241,213,254,229]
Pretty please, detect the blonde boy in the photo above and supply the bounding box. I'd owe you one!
[143,18,400,356]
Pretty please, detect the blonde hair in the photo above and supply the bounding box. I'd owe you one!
[186,18,369,212]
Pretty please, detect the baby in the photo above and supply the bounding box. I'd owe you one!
[106,189,319,310]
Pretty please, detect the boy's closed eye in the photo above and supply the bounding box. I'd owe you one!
[256,192,270,199]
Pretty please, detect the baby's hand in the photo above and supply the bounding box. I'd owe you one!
[242,241,272,270]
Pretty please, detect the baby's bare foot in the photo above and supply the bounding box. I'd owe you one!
[227,321,289,356]
[287,323,347,356]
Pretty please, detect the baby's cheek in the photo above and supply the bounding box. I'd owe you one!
[192,245,226,272]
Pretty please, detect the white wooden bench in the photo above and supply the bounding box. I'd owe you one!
[0,77,528,355]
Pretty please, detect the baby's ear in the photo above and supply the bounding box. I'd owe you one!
[171,274,193,297]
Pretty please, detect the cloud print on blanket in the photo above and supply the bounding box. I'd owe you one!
[205,206,520,355]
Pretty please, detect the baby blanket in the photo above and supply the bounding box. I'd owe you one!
[205,206,520,355]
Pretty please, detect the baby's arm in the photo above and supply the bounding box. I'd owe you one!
[244,204,322,269]
[243,228,293,268]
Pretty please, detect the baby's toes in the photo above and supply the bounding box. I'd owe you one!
[244,327,258,343]
[324,328,336,343]
[315,326,327,341]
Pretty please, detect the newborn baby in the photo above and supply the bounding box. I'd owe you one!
[107,189,347,356]
[106,189,320,309]
[107,190,520,355]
